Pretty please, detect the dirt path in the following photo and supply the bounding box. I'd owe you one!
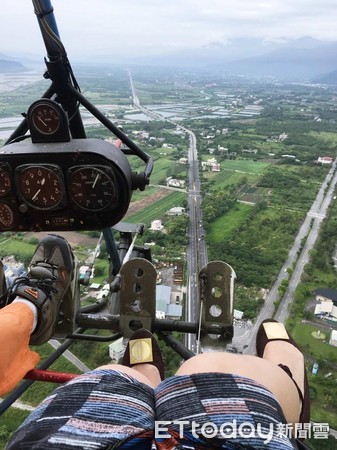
[24,231,100,248]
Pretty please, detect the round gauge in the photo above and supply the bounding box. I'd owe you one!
[29,100,62,136]
[69,166,117,211]
[17,165,65,210]
[0,167,12,197]
[0,202,14,229]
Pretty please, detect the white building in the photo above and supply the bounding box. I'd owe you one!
[234,309,244,320]
[166,304,182,320]
[109,337,125,363]
[167,178,185,188]
[329,330,337,347]
[201,158,221,172]
[242,149,258,155]
[317,156,333,165]
[156,285,171,316]
[167,206,186,216]
[178,158,188,165]
[314,288,337,321]
[150,220,164,232]
[279,133,288,141]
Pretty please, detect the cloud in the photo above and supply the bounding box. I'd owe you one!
[1,0,337,59]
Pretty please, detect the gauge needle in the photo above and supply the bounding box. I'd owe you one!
[92,173,100,188]
[37,116,47,127]
[32,189,41,200]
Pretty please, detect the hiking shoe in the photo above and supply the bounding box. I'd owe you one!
[7,234,74,345]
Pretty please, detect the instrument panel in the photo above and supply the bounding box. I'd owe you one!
[0,138,132,231]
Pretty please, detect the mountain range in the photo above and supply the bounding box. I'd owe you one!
[129,37,337,83]
[221,39,337,81]
[2,37,337,83]
[0,52,27,73]
[0,59,26,73]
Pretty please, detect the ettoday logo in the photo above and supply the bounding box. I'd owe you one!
[154,420,330,443]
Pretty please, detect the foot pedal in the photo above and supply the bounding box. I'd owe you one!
[199,261,235,350]
[119,257,156,338]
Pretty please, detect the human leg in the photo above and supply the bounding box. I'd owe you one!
[0,234,74,396]
[6,329,164,449]
[6,369,155,450]
[154,370,296,449]
[153,330,306,449]
[6,233,75,345]
[176,352,301,426]
[175,320,308,427]
[0,302,39,396]
[96,363,161,388]
[256,319,310,424]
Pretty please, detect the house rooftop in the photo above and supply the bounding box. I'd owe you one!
[315,288,337,304]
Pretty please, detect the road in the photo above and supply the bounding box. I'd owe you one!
[49,340,91,373]
[128,70,140,108]
[276,159,337,323]
[184,128,208,351]
[128,72,208,352]
[238,158,337,355]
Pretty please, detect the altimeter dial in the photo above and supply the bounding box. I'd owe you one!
[16,165,65,210]
[29,100,62,136]
[69,166,117,211]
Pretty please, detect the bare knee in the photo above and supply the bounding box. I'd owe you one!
[176,352,237,375]
[96,363,158,388]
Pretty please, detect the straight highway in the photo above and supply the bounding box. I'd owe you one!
[238,158,337,354]
[128,72,207,351]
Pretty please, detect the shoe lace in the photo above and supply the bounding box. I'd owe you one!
[8,261,59,302]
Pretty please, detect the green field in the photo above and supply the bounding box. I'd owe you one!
[204,169,259,189]
[203,159,270,190]
[209,202,252,243]
[220,159,270,174]
[292,323,337,360]
[149,157,176,185]
[126,191,187,225]
[286,323,337,427]
[0,237,36,260]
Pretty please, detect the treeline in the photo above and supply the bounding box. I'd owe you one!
[201,190,236,224]
[208,203,303,288]
[257,166,326,210]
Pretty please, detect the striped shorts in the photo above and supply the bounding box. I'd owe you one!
[7,370,297,449]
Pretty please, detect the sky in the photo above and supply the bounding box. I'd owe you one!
[1,0,337,61]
